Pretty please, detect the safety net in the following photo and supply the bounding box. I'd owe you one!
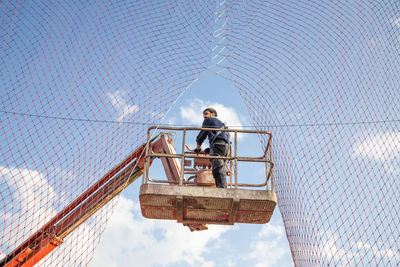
[1,1,399,266]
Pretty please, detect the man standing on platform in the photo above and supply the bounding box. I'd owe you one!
[194,108,229,188]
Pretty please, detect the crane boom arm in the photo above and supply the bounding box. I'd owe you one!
[0,137,154,267]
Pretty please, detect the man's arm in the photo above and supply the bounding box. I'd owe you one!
[196,130,207,150]
[195,118,213,151]
[194,132,205,152]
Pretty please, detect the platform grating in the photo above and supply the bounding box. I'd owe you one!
[139,184,277,225]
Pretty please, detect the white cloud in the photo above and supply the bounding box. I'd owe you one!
[391,17,400,27]
[355,241,399,261]
[247,223,291,267]
[38,217,99,267]
[180,98,243,128]
[0,166,106,266]
[319,231,349,266]
[353,131,400,161]
[179,98,246,143]
[353,131,400,174]
[318,230,400,266]
[0,167,57,210]
[107,90,139,122]
[90,196,230,267]
[0,167,58,248]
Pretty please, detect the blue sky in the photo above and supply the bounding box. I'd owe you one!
[90,73,293,267]
[1,1,399,266]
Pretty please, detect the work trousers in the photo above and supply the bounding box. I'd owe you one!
[210,140,229,188]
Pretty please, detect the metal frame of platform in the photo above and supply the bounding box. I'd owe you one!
[139,126,276,228]
[142,126,275,188]
[139,184,277,225]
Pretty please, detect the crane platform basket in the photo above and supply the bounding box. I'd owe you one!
[139,126,276,229]
[140,184,276,225]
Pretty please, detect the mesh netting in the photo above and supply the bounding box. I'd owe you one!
[0,1,214,265]
[1,1,399,266]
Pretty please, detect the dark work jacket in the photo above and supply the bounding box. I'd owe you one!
[196,117,229,146]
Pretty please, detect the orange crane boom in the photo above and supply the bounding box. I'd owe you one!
[0,135,160,267]
[1,127,276,266]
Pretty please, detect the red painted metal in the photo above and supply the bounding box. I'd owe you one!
[4,130,268,265]
[194,169,215,186]
[1,133,198,267]
[1,143,148,267]
[151,135,181,183]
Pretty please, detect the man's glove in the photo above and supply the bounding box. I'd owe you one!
[204,148,210,154]
[194,148,201,153]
